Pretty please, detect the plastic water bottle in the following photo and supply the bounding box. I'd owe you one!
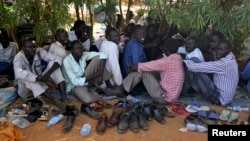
[186,123,207,132]
[227,106,249,112]
[7,113,30,129]
[47,114,64,128]
[80,124,91,136]
[127,95,141,103]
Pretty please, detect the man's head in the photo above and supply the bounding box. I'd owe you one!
[22,37,37,59]
[71,40,84,60]
[209,31,224,49]
[105,27,120,44]
[132,25,145,43]
[185,36,197,53]
[55,28,69,46]
[215,40,232,60]
[0,30,10,48]
[73,20,86,35]
[146,24,157,40]
[125,23,135,38]
[161,38,181,55]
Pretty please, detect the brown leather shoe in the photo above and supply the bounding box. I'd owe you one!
[107,108,123,127]
[96,112,108,134]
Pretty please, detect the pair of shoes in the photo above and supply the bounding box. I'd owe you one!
[81,104,100,119]
[130,104,148,131]
[117,113,130,133]
[107,108,123,127]
[96,112,108,134]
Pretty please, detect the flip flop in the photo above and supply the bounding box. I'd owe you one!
[89,102,103,112]
[198,110,218,125]
[228,112,239,123]
[219,110,230,121]
[185,103,209,113]
[96,100,112,109]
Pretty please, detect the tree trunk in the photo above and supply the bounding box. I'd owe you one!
[75,2,80,20]
[87,4,93,43]
[80,6,84,20]
[125,0,132,24]
[119,0,125,32]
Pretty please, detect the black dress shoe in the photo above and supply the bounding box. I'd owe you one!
[62,113,75,132]
[137,109,148,130]
[117,113,129,133]
[143,104,153,121]
[129,112,139,133]
[80,104,100,119]
[152,105,165,124]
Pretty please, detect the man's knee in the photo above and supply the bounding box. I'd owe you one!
[190,57,202,63]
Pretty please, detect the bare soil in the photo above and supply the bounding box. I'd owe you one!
[10,98,249,141]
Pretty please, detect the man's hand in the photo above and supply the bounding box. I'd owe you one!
[80,32,89,42]
[129,64,138,72]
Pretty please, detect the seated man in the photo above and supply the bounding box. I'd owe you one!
[122,25,147,77]
[240,57,250,95]
[107,38,184,104]
[62,40,109,111]
[178,36,205,94]
[13,38,67,110]
[143,24,163,61]
[0,30,18,80]
[99,27,123,87]
[183,40,239,105]
[178,36,204,61]
[68,20,91,51]
[201,31,224,62]
[47,28,71,59]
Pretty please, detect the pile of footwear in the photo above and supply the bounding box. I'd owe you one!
[86,100,175,134]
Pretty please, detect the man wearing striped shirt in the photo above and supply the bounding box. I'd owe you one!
[184,40,239,105]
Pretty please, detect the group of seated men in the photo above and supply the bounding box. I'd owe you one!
[0,19,249,115]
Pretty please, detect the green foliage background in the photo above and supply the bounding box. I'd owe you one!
[0,0,250,61]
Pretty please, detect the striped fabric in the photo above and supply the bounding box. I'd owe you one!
[184,53,239,105]
[138,54,184,103]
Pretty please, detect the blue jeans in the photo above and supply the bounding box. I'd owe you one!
[240,62,250,93]
[182,58,220,104]
[0,61,14,76]
[0,87,18,117]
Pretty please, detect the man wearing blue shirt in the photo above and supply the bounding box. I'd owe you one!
[122,25,147,77]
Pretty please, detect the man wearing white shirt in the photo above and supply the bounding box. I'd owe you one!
[178,36,206,95]
[0,30,17,79]
[177,36,204,62]
[68,20,91,51]
[99,27,123,87]
[48,28,70,59]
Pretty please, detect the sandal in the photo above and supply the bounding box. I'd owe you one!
[97,100,112,109]
[89,102,103,112]
[37,107,49,121]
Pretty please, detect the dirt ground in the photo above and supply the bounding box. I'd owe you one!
[7,97,248,141]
